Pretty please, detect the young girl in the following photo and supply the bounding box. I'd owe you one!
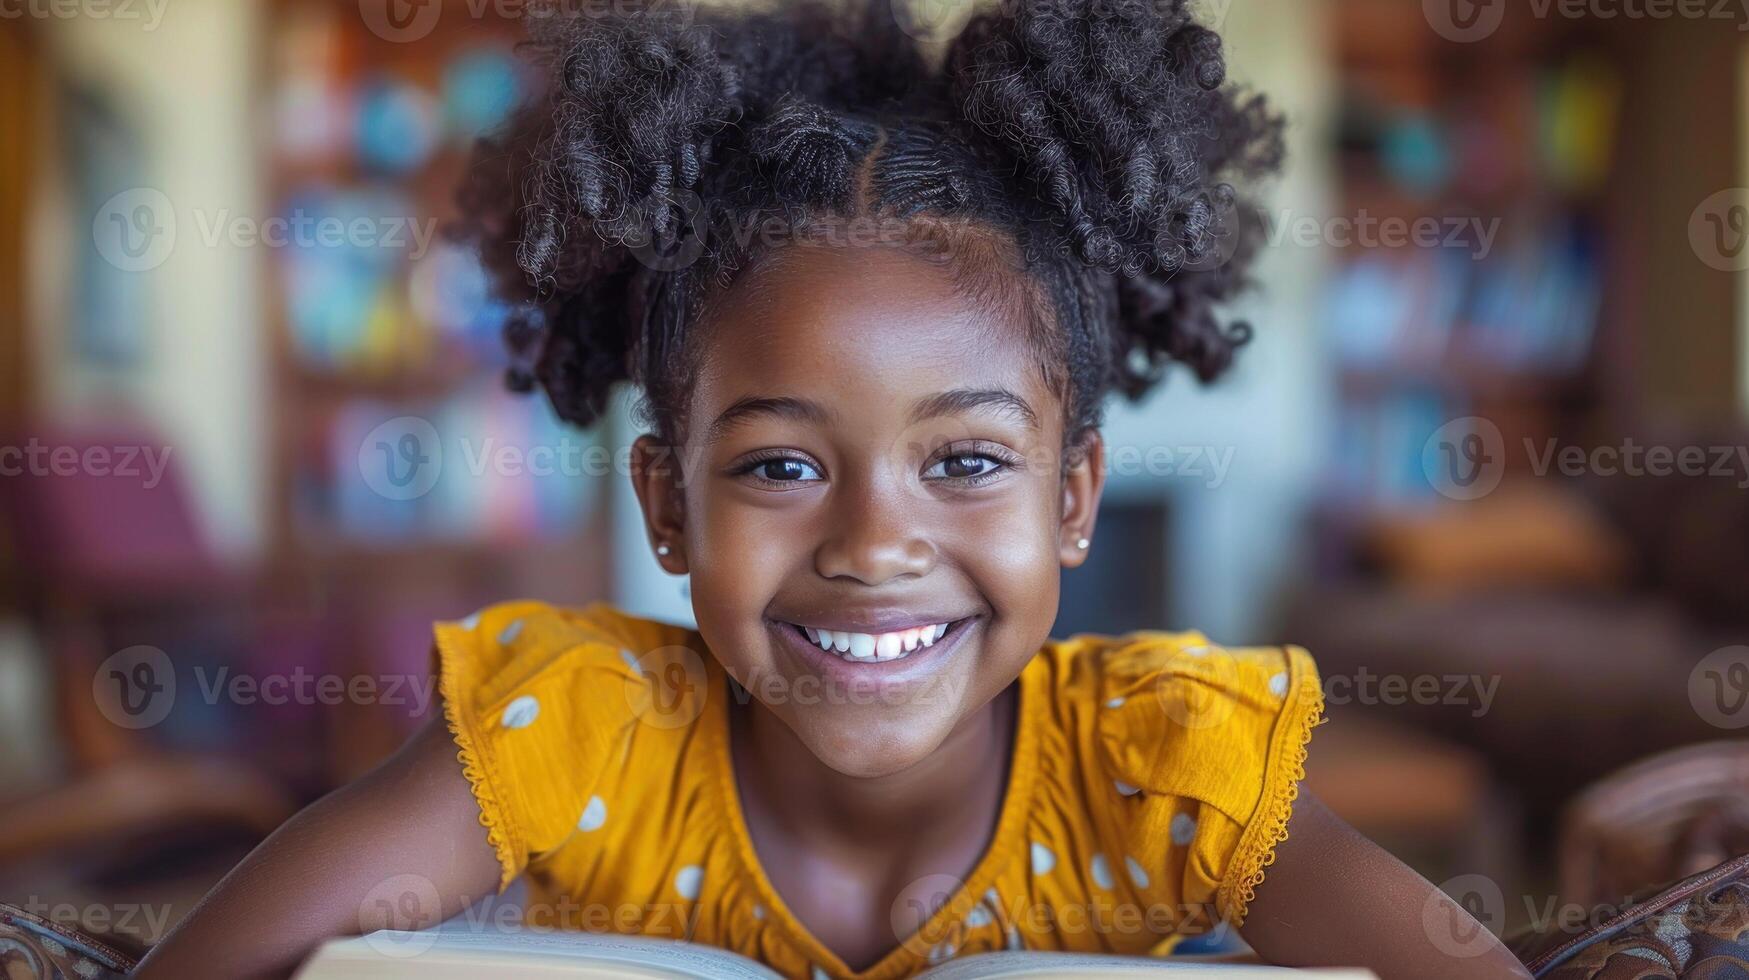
[139,1,1530,977]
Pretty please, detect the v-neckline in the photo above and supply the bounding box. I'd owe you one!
[703,653,1043,980]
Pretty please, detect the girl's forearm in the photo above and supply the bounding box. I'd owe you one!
[134,715,501,980]
[1238,791,1533,980]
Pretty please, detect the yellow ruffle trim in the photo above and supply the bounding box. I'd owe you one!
[1216,648,1325,928]
[434,621,521,893]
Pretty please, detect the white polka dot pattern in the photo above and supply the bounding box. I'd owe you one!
[674,865,703,901]
[500,696,539,728]
[1170,812,1198,846]
[1090,853,1114,890]
[1125,855,1150,889]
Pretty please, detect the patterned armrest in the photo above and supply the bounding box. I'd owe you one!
[1509,853,1749,978]
[0,903,140,979]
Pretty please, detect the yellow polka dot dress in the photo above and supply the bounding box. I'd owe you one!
[433,601,1324,980]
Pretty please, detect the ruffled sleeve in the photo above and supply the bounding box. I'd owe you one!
[432,600,698,892]
[1093,633,1324,930]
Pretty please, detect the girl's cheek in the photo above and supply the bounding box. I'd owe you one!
[686,491,807,638]
[938,482,1064,610]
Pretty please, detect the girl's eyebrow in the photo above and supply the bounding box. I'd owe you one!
[705,387,1040,445]
[706,395,833,443]
[910,387,1041,431]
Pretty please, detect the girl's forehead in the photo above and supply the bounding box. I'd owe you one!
[689,246,1057,422]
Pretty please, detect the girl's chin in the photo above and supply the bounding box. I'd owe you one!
[801,731,951,777]
[793,714,960,779]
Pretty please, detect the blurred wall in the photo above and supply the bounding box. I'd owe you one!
[1,26,37,424]
[26,0,268,559]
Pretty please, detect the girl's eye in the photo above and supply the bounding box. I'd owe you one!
[924,453,1006,481]
[740,457,822,484]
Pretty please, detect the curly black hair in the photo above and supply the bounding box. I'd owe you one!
[455,0,1284,451]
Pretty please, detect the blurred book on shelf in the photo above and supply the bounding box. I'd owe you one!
[257,0,606,778]
[263,0,594,564]
[1321,12,1622,514]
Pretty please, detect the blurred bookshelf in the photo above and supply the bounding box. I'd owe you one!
[1316,0,1630,550]
[259,0,607,771]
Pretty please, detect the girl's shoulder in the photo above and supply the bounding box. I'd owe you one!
[430,598,696,696]
[1028,630,1325,929]
[431,600,710,892]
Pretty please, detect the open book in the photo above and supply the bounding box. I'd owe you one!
[294,930,1379,978]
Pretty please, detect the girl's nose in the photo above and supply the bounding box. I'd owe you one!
[812,483,936,586]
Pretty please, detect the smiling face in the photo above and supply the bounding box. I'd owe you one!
[631,242,1105,778]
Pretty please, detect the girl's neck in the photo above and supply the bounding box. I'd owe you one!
[729,680,1020,855]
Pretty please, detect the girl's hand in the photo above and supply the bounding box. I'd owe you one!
[132,707,502,980]
[1238,788,1534,980]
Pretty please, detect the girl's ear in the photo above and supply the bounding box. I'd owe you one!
[631,434,690,574]
[1059,430,1106,569]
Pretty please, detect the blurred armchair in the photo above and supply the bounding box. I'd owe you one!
[0,423,294,876]
[1285,421,1749,830]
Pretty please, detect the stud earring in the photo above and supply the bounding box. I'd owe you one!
[1076,537,1090,550]
[656,543,671,557]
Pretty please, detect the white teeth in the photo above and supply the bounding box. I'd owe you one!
[790,621,956,663]
[876,633,902,660]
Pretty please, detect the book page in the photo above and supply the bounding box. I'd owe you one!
[915,952,1379,979]
[294,930,783,980]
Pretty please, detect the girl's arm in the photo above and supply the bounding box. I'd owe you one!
[1238,788,1533,979]
[133,707,503,980]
